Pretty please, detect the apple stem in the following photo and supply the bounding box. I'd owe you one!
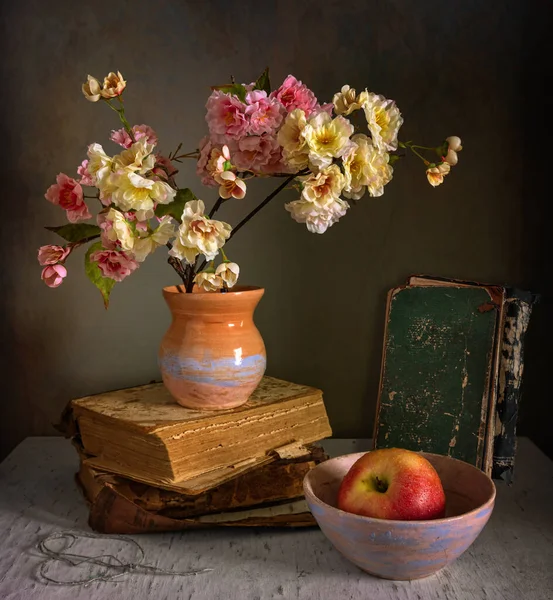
[374,476,388,493]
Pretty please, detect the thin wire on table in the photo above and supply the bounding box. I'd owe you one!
[36,531,213,586]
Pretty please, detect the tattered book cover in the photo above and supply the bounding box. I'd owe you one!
[374,284,499,470]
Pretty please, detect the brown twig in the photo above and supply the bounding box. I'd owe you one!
[227,172,301,241]
[208,196,225,218]
[195,172,302,274]
[166,243,187,291]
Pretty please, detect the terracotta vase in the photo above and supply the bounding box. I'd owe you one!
[158,285,267,410]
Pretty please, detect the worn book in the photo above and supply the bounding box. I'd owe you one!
[76,444,327,533]
[373,277,501,474]
[404,276,536,480]
[492,288,536,483]
[374,275,536,479]
[66,376,332,486]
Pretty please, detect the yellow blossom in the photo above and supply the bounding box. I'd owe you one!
[444,136,463,166]
[169,200,232,264]
[342,134,393,199]
[100,71,126,98]
[446,136,462,151]
[109,170,176,213]
[206,145,231,178]
[426,162,451,187]
[277,109,309,169]
[332,85,369,116]
[132,216,176,262]
[82,75,102,102]
[194,271,224,292]
[113,139,156,174]
[362,93,403,152]
[285,197,349,234]
[300,164,345,207]
[87,143,113,187]
[105,208,135,252]
[215,262,240,288]
[302,111,354,169]
[215,171,247,200]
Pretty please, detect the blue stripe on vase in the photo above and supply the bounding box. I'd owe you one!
[159,352,266,388]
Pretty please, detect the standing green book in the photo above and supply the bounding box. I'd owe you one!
[373,278,502,474]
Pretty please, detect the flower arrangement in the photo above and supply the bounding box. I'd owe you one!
[38,69,462,306]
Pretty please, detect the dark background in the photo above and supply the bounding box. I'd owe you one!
[0,0,550,460]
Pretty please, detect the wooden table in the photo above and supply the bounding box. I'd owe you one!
[0,437,552,600]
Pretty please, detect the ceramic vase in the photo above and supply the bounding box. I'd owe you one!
[158,285,266,410]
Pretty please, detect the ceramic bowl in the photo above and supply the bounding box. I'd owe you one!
[303,451,496,580]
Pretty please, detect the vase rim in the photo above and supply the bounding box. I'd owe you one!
[163,285,264,299]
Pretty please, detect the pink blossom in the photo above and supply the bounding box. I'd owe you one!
[319,103,334,116]
[233,135,275,171]
[124,211,149,233]
[270,75,319,116]
[99,189,113,207]
[89,249,139,282]
[246,90,268,104]
[110,125,158,149]
[233,134,288,174]
[135,220,149,233]
[196,136,219,187]
[245,95,283,135]
[41,264,67,288]
[38,245,71,266]
[215,171,247,200]
[153,154,178,180]
[77,160,95,186]
[133,125,158,145]
[205,92,248,141]
[45,173,91,222]
[110,128,132,148]
[97,212,117,250]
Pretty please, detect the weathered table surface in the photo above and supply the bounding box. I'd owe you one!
[0,437,552,600]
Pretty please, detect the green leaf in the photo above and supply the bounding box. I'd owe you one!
[253,67,271,94]
[210,83,247,103]
[84,242,116,309]
[45,223,101,243]
[155,188,197,222]
[389,155,401,165]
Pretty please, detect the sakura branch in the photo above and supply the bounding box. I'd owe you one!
[38,69,462,306]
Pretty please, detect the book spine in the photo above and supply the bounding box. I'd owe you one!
[481,288,506,477]
[492,295,534,483]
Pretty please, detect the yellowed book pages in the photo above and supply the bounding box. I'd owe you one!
[83,454,274,494]
[77,447,325,517]
[71,376,332,485]
[81,441,316,494]
[78,446,327,533]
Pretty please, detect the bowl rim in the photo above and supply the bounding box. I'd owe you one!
[303,450,496,527]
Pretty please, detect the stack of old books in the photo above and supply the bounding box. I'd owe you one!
[61,376,332,533]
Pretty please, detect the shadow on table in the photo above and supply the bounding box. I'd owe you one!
[143,525,363,581]
[0,439,89,531]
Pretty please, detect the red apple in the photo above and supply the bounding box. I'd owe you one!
[337,448,446,520]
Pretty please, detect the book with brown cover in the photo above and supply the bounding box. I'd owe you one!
[76,444,327,533]
[65,376,332,487]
